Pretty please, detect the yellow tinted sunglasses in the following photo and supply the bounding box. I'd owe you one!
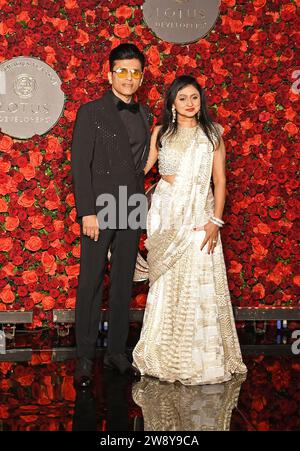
[112,68,142,79]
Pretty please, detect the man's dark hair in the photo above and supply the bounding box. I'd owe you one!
[109,43,145,72]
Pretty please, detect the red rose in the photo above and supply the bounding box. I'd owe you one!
[114,24,130,39]
[17,192,35,208]
[22,270,38,285]
[293,276,300,287]
[146,46,160,66]
[65,297,76,309]
[0,284,15,303]
[41,251,56,272]
[25,236,42,252]
[19,164,36,180]
[42,295,55,311]
[253,0,266,7]
[284,123,297,135]
[44,187,58,201]
[252,284,265,299]
[24,298,34,310]
[29,292,42,305]
[75,29,89,45]
[115,5,132,20]
[280,4,296,21]
[64,0,78,9]
[46,136,63,154]
[66,264,80,277]
[228,261,242,274]
[0,136,13,153]
[16,156,27,168]
[268,208,282,220]
[0,237,13,252]
[254,223,271,235]
[148,86,161,103]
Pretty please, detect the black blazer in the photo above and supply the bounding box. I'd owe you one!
[71,91,152,224]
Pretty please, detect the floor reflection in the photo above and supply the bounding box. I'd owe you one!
[72,387,97,431]
[0,324,300,431]
[132,374,246,431]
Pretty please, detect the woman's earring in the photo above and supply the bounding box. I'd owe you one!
[172,105,176,123]
[197,110,200,120]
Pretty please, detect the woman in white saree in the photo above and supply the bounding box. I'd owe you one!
[132,76,247,385]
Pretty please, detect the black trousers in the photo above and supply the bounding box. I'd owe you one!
[75,225,141,359]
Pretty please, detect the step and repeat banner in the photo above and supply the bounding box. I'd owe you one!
[0,0,298,327]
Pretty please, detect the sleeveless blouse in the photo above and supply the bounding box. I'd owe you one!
[158,124,224,176]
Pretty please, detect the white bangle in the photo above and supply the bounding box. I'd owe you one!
[210,216,224,227]
[212,216,225,225]
[210,218,223,228]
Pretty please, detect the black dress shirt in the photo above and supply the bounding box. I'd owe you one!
[111,91,147,170]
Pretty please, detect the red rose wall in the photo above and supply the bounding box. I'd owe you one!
[0,0,299,327]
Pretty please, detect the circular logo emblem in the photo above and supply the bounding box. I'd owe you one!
[0,56,65,139]
[13,74,37,99]
[143,0,220,44]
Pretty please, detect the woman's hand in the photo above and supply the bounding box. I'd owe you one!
[194,221,219,254]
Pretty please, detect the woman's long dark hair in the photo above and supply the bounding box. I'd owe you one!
[157,75,221,151]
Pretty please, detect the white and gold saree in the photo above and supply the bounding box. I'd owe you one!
[133,125,247,385]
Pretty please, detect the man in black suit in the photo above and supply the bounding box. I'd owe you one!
[71,44,152,388]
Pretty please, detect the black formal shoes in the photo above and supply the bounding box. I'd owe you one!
[104,352,140,378]
[74,356,94,389]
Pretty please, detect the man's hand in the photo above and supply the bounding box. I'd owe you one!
[82,215,100,241]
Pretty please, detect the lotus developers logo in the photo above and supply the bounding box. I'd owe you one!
[0,56,65,139]
[142,0,220,44]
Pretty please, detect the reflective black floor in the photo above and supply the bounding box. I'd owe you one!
[0,322,300,431]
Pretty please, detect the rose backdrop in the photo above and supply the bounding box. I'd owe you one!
[0,0,299,327]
